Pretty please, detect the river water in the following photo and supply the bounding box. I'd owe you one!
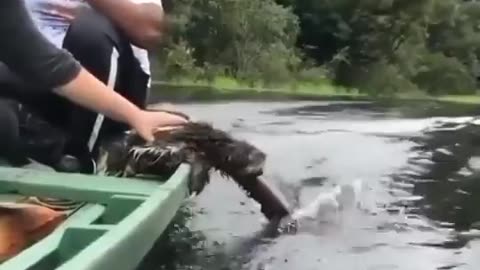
[140,100,480,270]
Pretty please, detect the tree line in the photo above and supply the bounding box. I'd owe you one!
[157,0,480,96]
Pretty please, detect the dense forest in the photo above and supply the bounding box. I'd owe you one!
[157,0,480,96]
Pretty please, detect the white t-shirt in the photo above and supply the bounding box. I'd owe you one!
[24,0,162,79]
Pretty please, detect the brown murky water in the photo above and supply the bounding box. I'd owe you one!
[140,101,480,270]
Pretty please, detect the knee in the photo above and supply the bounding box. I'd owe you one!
[63,9,125,55]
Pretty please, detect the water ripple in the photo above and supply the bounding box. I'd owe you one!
[143,101,480,270]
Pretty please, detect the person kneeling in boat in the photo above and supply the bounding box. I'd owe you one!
[0,0,169,173]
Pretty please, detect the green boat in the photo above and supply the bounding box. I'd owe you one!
[0,163,191,270]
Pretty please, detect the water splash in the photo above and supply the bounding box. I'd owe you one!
[276,179,366,233]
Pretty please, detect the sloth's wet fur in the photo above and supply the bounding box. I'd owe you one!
[96,122,290,220]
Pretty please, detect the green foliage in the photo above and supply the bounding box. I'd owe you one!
[197,62,226,84]
[162,40,200,81]
[292,0,480,96]
[426,0,480,80]
[412,52,476,95]
[336,60,418,98]
[295,64,329,85]
[158,0,480,96]
[235,43,302,87]
[161,0,301,86]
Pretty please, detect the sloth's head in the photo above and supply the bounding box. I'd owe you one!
[213,139,266,178]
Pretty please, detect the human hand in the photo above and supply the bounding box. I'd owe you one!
[129,110,189,142]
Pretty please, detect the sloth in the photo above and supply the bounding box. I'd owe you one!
[95,119,291,221]
[10,104,292,226]
[14,105,365,236]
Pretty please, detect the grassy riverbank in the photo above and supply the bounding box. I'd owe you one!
[151,77,480,105]
[152,77,361,98]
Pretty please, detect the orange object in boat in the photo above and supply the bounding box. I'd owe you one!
[0,203,66,261]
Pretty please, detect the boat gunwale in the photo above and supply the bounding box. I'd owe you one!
[0,163,191,270]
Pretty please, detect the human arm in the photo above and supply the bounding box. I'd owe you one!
[0,0,187,142]
[0,0,82,91]
[54,69,187,141]
[86,0,167,50]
